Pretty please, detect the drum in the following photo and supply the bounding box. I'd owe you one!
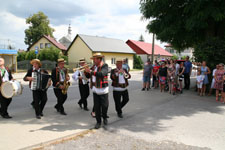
[1,80,23,98]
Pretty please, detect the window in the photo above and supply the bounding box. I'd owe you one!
[45,43,51,48]
[35,46,39,50]
[111,58,116,64]
[40,43,44,49]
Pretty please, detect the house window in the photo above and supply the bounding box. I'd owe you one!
[40,43,44,49]
[45,43,51,48]
[111,58,116,64]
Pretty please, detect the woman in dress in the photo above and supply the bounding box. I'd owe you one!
[167,60,176,95]
[214,63,225,102]
[178,62,185,93]
[200,61,211,96]
[157,62,167,92]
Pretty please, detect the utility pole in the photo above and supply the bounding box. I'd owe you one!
[151,33,155,63]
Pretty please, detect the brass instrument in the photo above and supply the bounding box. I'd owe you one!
[116,69,129,79]
[123,71,130,79]
[62,68,70,95]
[73,64,90,84]
[73,64,89,72]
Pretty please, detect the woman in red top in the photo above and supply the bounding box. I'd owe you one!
[214,63,225,102]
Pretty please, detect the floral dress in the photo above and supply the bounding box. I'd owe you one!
[214,70,225,90]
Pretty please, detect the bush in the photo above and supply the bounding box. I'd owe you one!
[25,50,36,60]
[171,55,178,60]
[17,51,26,61]
[38,47,61,61]
[133,54,143,69]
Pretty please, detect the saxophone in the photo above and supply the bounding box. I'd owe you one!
[62,68,70,95]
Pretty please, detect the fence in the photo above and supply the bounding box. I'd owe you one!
[18,60,56,71]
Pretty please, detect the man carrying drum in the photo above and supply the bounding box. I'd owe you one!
[0,58,13,119]
[24,59,50,119]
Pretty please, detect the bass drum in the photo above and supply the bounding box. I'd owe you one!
[1,80,23,99]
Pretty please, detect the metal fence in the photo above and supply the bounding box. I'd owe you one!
[18,60,56,70]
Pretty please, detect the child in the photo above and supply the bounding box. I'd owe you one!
[196,70,205,96]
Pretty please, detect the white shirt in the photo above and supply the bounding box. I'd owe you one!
[92,66,109,95]
[212,69,217,77]
[72,70,89,85]
[113,72,127,91]
[1,68,9,82]
[59,69,65,82]
[175,63,180,75]
[197,75,205,83]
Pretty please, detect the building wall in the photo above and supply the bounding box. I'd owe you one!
[29,37,55,51]
[68,36,93,69]
[101,52,134,70]
[67,36,134,70]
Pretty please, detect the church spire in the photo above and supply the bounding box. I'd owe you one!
[66,24,72,41]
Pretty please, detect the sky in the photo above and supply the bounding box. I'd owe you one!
[0,0,165,50]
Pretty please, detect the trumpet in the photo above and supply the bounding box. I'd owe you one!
[116,69,129,79]
[73,64,89,72]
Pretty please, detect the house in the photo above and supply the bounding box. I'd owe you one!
[165,44,194,59]
[27,35,67,54]
[66,34,135,69]
[59,24,72,48]
[0,49,17,72]
[126,40,172,63]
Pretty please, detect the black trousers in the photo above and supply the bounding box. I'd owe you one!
[93,93,108,123]
[32,90,47,116]
[184,73,190,89]
[54,88,67,112]
[78,84,90,108]
[113,90,129,115]
[0,93,12,116]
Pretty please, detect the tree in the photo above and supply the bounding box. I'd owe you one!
[133,54,143,69]
[171,55,178,60]
[139,34,145,42]
[140,0,225,51]
[24,11,54,46]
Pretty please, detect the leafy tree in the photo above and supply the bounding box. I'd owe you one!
[140,0,225,51]
[133,54,143,69]
[24,11,54,46]
[194,37,225,70]
[38,47,64,62]
[139,34,145,42]
[17,51,26,61]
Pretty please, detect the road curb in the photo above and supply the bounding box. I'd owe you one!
[21,129,96,150]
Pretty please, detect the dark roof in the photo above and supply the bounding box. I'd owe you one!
[66,34,135,54]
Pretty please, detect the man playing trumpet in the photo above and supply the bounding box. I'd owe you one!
[110,59,131,118]
[72,58,90,111]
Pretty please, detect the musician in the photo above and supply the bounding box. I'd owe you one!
[85,53,109,129]
[23,59,50,119]
[51,58,70,115]
[72,58,90,111]
[111,60,131,118]
[0,58,13,119]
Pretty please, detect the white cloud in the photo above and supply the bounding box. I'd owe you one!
[0,0,167,50]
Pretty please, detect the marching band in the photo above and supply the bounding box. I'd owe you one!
[0,53,130,129]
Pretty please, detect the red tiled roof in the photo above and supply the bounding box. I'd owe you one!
[126,40,172,56]
[44,35,67,51]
